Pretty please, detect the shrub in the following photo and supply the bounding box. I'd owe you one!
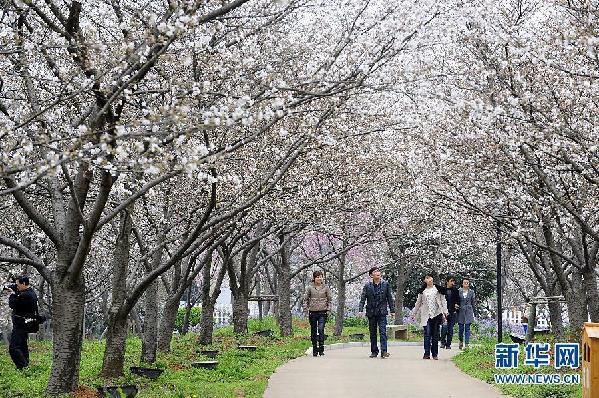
[343,316,368,327]
[175,307,202,331]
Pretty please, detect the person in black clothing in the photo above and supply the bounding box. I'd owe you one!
[358,267,395,359]
[3,275,38,369]
[440,275,459,349]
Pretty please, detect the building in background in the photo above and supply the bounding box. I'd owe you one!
[503,305,554,333]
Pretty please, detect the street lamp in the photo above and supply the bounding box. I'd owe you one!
[496,220,503,343]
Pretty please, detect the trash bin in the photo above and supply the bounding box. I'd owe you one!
[582,322,599,398]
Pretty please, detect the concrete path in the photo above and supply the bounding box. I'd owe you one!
[263,344,507,398]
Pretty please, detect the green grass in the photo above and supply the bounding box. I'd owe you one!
[0,317,377,398]
[452,338,583,398]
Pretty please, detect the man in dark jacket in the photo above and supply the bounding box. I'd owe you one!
[3,275,38,369]
[440,275,459,349]
[358,267,395,358]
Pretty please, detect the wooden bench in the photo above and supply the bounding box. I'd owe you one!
[386,324,408,340]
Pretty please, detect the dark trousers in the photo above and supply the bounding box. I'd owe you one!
[368,314,388,354]
[423,314,442,358]
[309,311,327,349]
[440,312,457,348]
[9,326,29,369]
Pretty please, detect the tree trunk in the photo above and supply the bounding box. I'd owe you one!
[141,279,159,363]
[333,254,347,336]
[46,283,85,395]
[1,322,9,345]
[548,301,563,338]
[100,210,133,378]
[333,279,346,336]
[101,315,128,379]
[277,234,293,336]
[526,303,537,343]
[540,224,586,332]
[394,260,410,324]
[35,280,51,340]
[271,272,279,320]
[140,243,163,363]
[157,296,181,353]
[181,286,193,335]
[256,276,263,320]
[198,255,227,345]
[199,301,216,345]
[582,266,599,322]
[232,292,249,334]
[566,270,587,331]
[130,307,144,337]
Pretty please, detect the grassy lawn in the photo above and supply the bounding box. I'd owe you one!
[5,316,583,398]
[452,338,583,398]
[0,317,387,398]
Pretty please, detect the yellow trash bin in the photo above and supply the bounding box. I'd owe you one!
[582,322,599,398]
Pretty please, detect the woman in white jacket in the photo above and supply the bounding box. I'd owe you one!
[411,273,448,360]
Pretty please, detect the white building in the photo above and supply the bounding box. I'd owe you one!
[503,305,552,332]
[180,285,269,326]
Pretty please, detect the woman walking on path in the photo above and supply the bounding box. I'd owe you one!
[457,278,476,350]
[303,271,332,357]
[411,273,448,360]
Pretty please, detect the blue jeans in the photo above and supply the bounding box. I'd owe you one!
[368,314,388,354]
[458,323,471,344]
[309,311,327,347]
[423,314,442,358]
[440,312,457,348]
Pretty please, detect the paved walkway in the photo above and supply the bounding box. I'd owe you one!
[263,344,506,398]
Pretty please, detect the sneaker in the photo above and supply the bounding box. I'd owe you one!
[369,352,378,358]
[446,345,451,349]
[459,341,463,350]
[381,352,390,358]
[432,356,439,360]
[423,355,431,359]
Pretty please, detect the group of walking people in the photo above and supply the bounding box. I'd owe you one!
[302,268,475,359]
[412,272,476,359]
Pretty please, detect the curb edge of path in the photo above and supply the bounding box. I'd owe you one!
[304,341,422,355]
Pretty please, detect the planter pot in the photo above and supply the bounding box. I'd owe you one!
[198,349,219,359]
[97,385,138,398]
[349,333,365,340]
[130,366,164,380]
[238,345,258,351]
[192,361,218,370]
[254,329,274,338]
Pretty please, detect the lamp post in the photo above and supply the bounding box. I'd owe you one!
[496,220,503,343]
